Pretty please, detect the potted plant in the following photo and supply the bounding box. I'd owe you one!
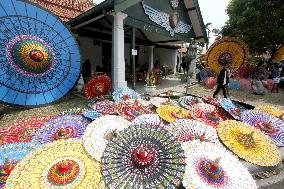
[144,71,157,94]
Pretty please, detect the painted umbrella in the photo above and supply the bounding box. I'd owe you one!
[217,120,281,166]
[90,99,117,115]
[131,114,165,128]
[85,74,111,99]
[82,110,101,120]
[241,110,284,146]
[178,96,204,109]
[156,105,190,123]
[255,105,284,119]
[5,139,103,189]
[149,97,179,107]
[112,87,141,103]
[32,115,90,144]
[182,141,257,189]
[0,0,80,106]
[101,125,186,189]
[218,98,247,120]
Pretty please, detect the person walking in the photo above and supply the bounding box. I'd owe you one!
[213,62,232,98]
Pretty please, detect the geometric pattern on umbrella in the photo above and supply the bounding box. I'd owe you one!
[85,75,111,99]
[167,119,220,145]
[241,110,284,146]
[182,141,257,189]
[131,114,165,128]
[0,141,39,188]
[5,139,103,189]
[115,100,154,121]
[156,105,190,123]
[112,87,141,103]
[218,98,246,120]
[179,96,204,109]
[0,116,52,145]
[149,97,179,107]
[203,96,221,108]
[255,105,283,119]
[206,37,248,74]
[90,99,117,115]
[190,103,216,117]
[0,0,80,106]
[83,115,130,161]
[101,126,186,189]
[32,115,90,144]
[218,120,281,166]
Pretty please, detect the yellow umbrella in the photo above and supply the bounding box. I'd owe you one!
[156,105,190,123]
[5,139,103,189]
[255,105,283,118]
[217,120,281,166]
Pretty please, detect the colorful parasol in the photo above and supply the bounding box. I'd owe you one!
[182,141,257,189]
[90,99,117,115]
[167,119,220,144]
[58,108,90,116]
[82,110,101,120]
[218,98,246,120]
[0,0,80,106]
[0,141,39,189]
[101,126,185,188]
[203,96,221,107]
[33,115,90,144]
[85,75,111,99]
[196,107,229,128]
[156,105,190,123]
[241,110,284,146]
[88,95,113,107]
[159,91,184,98]
[149,97,179,107]
[228,79,241,90]
[206,37,249,74]
[83,115,130,161]
[190,103,216,117]
[217,120,281,166]
[112,87,141,102]
[255,105,284,119]
[131,114,165,128]
[5,139,103,189]
[0,116,51,145]
[126,98,153,108]
[178,96,204,109]
[115,100,153,121]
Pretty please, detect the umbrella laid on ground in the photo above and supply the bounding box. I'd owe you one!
[90,99,117,115]
[149,97,179,107]
[218,98,247,120]
[131,114,165,128]
[156,105,190,123]
[112,87,141,103]
[178,96,204,109]
[255,105,284,119]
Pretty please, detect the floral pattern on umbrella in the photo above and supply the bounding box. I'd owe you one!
[131,114,165,128]
[218,98,247,120]
[85,75,111,99]
[178,96,204,109]
[90,99,117,115]
[156,105,190,123]
[112,87,141,103]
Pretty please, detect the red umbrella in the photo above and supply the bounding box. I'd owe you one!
[85,74,111,99]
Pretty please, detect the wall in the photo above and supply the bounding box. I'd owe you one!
[154,48,177,71]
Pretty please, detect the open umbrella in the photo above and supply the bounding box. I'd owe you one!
[218,98,246,120]
[0,116,51,145]
[90,99,117,115]
[190,103,216,117]
[182,141,257,189]
[0,0,80,106]
[85,75,111,99]
[255,105,283,119]
[217,120,281,166]
[131,114,165,128]
[83,115,130,161]
[203,96,221,108]
[178,96,204,109]
[156,105,190,123]
[241,110,284,146]
[101,126,185,188]
[82,110,101,120]
[112,87,141,103]
[33,115,90,144]
[149,97,179,107]
[5,139,103,189]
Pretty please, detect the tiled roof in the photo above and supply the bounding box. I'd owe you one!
[28,0,95,22]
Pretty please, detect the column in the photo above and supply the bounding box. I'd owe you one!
[112,12,128,89]
[173,49,178,73]
[148,46,154,70]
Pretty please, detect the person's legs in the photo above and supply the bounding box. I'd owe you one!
[221,85,228,98]
[213,85,222,98]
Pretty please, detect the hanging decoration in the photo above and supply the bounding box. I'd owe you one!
[85,75,111,99]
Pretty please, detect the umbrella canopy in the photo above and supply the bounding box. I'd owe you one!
[88,95,113,107]
[178,96,204,109]
[82,110,101,120]
[0,116,52,145]
[156,105,190,123]
[33,115,90,144]
[159,91,184,98]
[5,139,103,189]
[255,105,283,119]
[85,75,111,99]
[167,119,220,144]
[149,97,179,107]
[182,141,257,189]
[112,87,141,103]
[241,110,284,146]
[0,0,80,106]
[218,98,247,120]
[90,99,117,115]
[101,126,185,188]
[203,96,221,108]
[83,115,130,161]
[218,120,281,166]
[190,103,216,117]
[131,114,165,128]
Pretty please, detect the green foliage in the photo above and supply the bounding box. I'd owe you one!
[222,0,284,56]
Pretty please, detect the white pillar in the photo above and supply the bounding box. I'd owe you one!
[112,12,128,89]
[174,49,178,73]
[148,46,154,70]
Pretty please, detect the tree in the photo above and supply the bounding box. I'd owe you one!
[222,0,284,58]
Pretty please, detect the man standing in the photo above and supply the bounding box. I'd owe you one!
[213,62,232,98]
[82,59,91,83]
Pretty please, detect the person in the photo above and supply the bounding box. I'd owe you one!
[213,62,232,98]
[82,59,91,83]
[181,56,186,74]
[176,56,180,73]
[252,76,268,95]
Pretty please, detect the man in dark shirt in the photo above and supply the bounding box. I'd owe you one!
[213,62,232,98]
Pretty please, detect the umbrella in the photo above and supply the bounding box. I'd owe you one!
[255,105,283,119]
[112,87,141,103]
[90,99,117,115]
[217,120,281,166]
[33,115,90,144]
[126,98,152,108]
[82,110,101,120]
[0,116,51,145]
[88,95,113,108]
[159,91,184,98]
[167,119,220,144]
[58,108,90,116]
[131,114,165,128]
[178,96,204,109]
[241,110,284,146]
[85,75,111,99]
[0,0,80,106]
[218,98,246,120]
[190,103,216,117]
[101,126,185,188]
[182,141,257,189]
[156,105,190,123]
[203,96,221,108]
[5,139,103,189]
[115,100,153,121]
[149,97,179,107]
[228,79,241,90]
[83,115,130,161]
[196,107,229,128]
[0,141,39,188]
